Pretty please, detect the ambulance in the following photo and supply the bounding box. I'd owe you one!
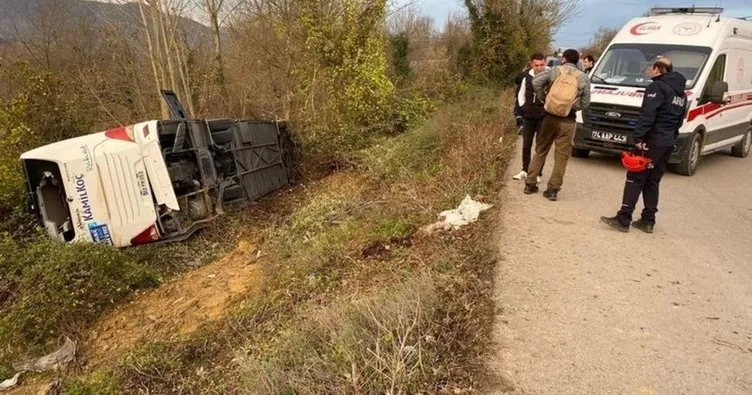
[573,7,752,175]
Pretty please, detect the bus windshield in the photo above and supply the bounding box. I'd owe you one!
[591,44,712,88]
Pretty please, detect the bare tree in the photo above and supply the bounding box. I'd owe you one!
[195,0,239,93]
[227,0,305,120]
[137,0,170,118]
[581,26,618,58]
[136,0,198,118]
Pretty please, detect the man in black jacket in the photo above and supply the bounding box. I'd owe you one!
[512,53,547,181]
[601,58,687,233]
[513,66,529,134]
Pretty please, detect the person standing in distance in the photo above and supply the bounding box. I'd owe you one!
[582,55,596,74]
[523,49,591,201]
[512,53,548,181]
[601,58,687,233]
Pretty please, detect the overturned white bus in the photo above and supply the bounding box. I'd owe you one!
[20,90,294,247]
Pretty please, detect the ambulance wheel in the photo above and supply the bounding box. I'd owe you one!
[571,148,590,158]
[731,127,751,158]
[673,132,701,176]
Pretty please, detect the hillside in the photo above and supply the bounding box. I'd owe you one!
[0,0,212,44]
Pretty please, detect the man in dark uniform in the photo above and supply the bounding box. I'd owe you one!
[601,58,687,233]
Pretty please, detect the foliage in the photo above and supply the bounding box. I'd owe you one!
[465,0,528,83]
[390,32,414,83]
[0,63,96,237]
[295,0,401,159]
[463,0,579,84]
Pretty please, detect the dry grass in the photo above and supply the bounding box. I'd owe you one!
[235,275,437,395]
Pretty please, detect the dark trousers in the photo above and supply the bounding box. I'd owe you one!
[521,118,545,173]
[616,146,673,226]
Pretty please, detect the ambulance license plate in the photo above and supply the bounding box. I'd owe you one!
[591,131,627,143]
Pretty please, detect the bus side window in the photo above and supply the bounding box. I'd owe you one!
[701,54,726,104]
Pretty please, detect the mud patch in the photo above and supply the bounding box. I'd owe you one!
[361,236,413,260]
[83,240,262,369]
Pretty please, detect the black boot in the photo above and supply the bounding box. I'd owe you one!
[542,189,558,201]
[600,216,629,233]
[523,184,539,194]
[631,219,655,234]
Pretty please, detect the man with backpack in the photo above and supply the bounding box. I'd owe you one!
[600,58,687,233]
[523,49,591,201]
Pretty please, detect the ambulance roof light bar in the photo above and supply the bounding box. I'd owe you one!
[649,7,724,16]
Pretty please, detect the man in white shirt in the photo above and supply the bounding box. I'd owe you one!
[513,53,548,181]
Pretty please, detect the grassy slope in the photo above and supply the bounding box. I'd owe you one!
[0,189,296,378]
[50,87,514,394]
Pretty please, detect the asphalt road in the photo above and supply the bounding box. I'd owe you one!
[491,141,752,394]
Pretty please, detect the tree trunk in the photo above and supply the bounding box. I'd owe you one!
[208,2,227,94]
[138,0,169,119]
[156,3,178,94]
[175,34,196,116]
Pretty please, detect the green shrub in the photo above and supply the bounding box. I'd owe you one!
[0,234,160,364]
[0,63,93,233]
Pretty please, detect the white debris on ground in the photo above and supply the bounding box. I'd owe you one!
[0,337,75,392]
[0,373,21,391]
[420,195,493,233]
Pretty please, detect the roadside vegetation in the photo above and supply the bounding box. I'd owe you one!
[0,0,576,392]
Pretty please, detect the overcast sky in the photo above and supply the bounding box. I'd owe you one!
[97,0,752,49]
[406,0,752,49]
